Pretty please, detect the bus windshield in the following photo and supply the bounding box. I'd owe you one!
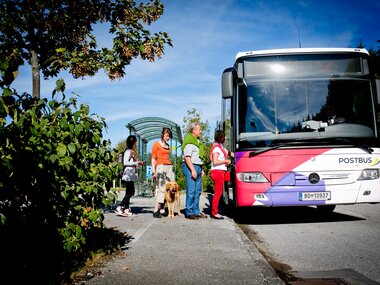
[237,78,376,147]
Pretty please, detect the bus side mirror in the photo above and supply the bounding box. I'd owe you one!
[222,68,234,99]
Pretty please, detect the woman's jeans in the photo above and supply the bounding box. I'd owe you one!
[182,163,202,216]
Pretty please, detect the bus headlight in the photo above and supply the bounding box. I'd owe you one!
[358,169,379,180]
[237,172,268,183]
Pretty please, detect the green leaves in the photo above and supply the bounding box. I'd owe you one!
[57,143,67,157]
[0,0,172,277]
[0,0,172,94]
[2,87,12,96]
[63,222,85,252]
[68,143,76,154]
[0,81,120,261]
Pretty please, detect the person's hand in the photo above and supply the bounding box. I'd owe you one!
[191,169,197,179]
[225,159,231,166]
[138,161,144,166]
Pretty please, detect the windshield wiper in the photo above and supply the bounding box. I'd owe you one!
[335,138,373,154]
[249,144,288,157]
[248,141,316,157]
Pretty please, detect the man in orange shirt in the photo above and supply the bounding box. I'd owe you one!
[151,127,175,218]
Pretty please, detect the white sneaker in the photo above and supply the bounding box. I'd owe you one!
[122,209,135,217]
[115,206,124,216]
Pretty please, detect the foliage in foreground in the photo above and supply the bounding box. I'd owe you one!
[0,80,126,283]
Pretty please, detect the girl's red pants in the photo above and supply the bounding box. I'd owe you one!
[210,170,225,216]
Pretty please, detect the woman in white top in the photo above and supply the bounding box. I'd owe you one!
[116,135,144,217]
[210,130,234,219]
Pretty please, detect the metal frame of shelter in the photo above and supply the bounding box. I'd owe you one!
[126,117,183,180]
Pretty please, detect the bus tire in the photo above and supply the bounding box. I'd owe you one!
[220,196,236,218]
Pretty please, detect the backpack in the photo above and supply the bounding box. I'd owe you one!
[117,150,125,178]
[118,149,133,177]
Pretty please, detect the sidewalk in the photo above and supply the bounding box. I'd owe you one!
[78,192,284,285]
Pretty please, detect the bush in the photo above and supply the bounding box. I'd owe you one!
[0,80,124,283]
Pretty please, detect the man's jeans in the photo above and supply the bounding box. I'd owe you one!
[182,163,202,216]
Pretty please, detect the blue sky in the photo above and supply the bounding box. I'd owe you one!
[13,0,380,148]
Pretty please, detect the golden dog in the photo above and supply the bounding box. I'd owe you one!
[165,181,181,218]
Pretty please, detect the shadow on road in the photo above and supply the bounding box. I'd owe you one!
[231,206,365,225]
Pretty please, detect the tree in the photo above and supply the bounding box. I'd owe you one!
[0,0,172,98]
[182,107,211,143]
[0,1,172,281]
[115,139,127,154]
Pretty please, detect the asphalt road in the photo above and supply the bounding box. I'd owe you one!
[238,203,380,285]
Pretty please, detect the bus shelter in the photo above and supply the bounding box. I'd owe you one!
[126,117,183,184]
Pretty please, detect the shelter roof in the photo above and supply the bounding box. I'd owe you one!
[126,117,183,144]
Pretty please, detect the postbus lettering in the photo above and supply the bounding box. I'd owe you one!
[338,157,372,164]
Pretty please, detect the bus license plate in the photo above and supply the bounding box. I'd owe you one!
[299,191,331,201]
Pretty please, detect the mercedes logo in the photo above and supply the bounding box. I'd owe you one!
[308,172,320,184]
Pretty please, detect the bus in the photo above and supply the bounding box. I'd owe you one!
[220,48,380,214]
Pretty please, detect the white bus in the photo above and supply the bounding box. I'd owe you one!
[221,48,380,213]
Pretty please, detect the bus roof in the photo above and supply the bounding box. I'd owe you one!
[235,47,369,60]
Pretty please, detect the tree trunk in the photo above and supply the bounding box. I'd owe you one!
[30,50,40,98]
